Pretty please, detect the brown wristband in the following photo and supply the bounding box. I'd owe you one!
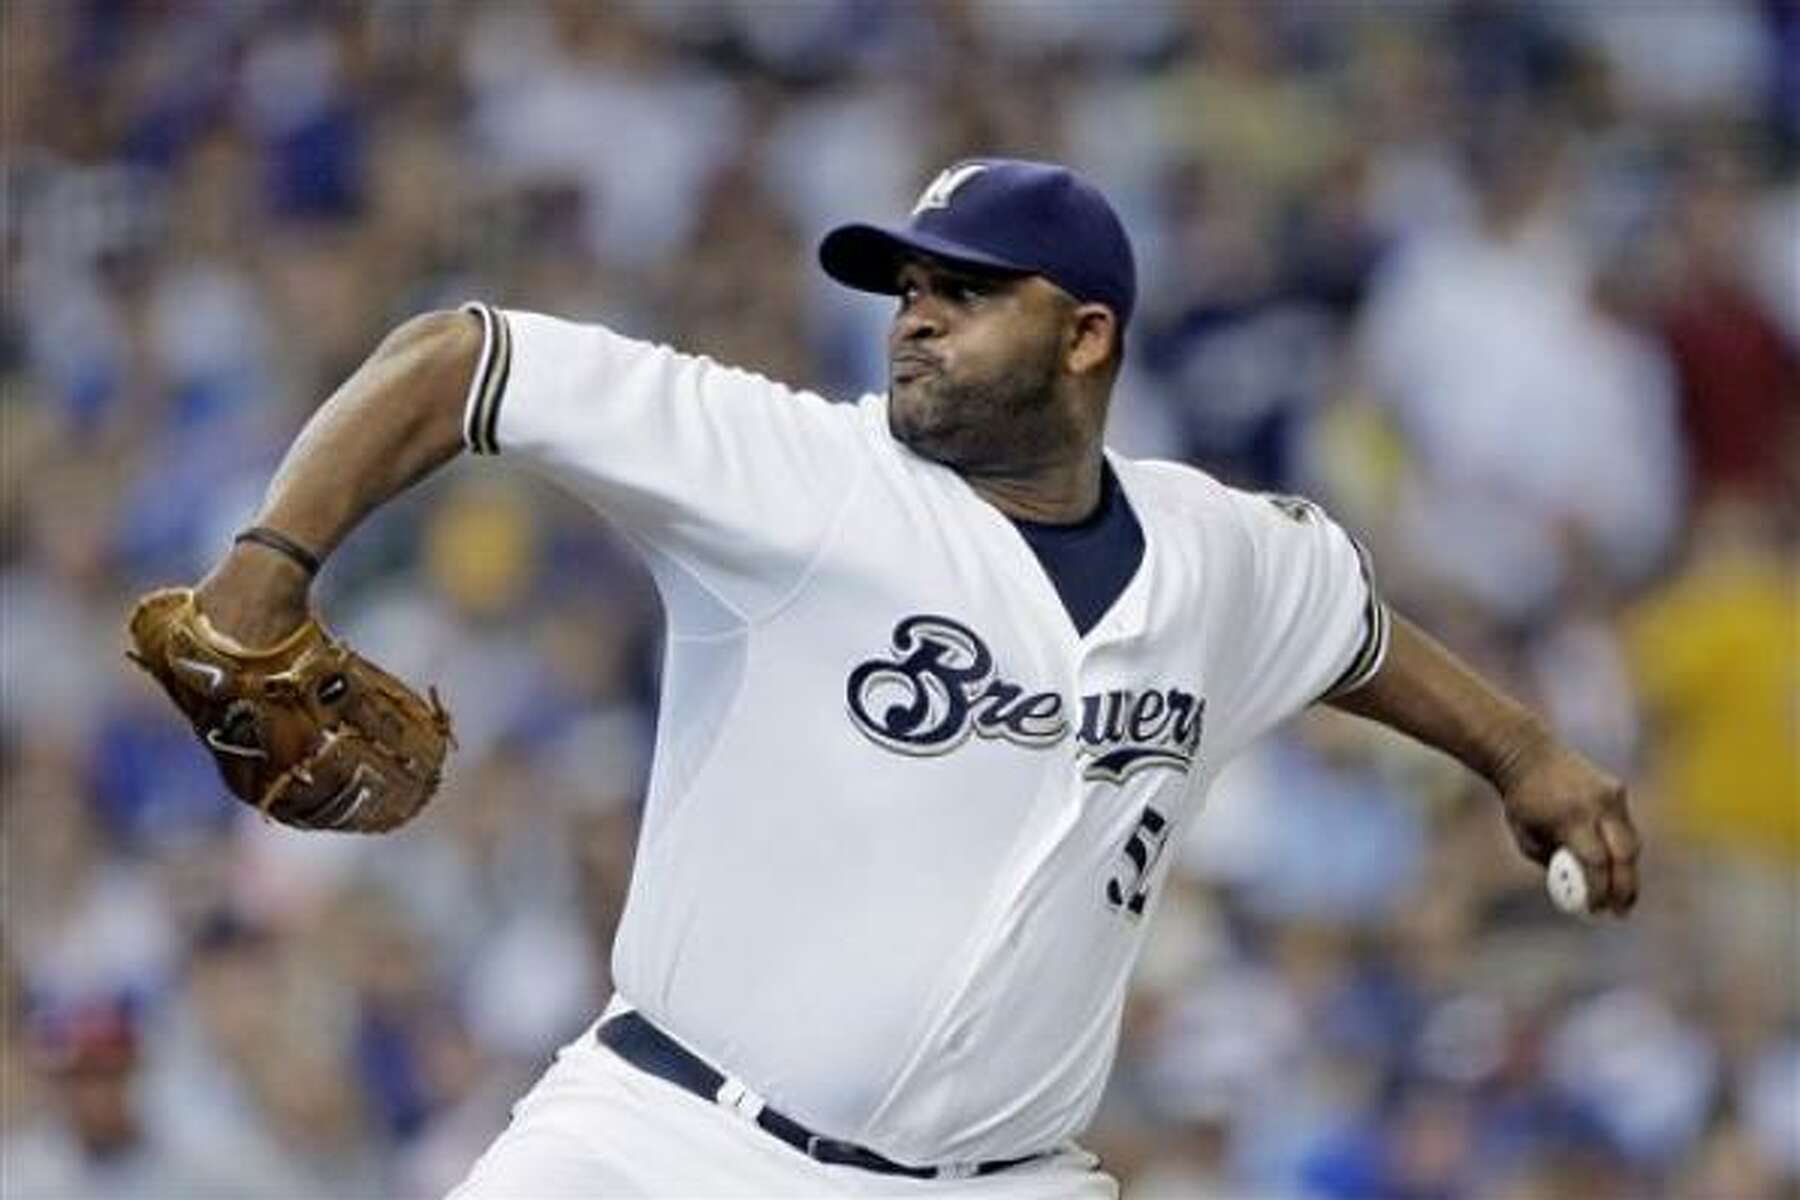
[233,526,322,578]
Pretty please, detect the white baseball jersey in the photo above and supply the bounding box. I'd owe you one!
[457,303,1388,1168]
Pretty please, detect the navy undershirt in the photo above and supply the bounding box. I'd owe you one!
[1008,463,1146,637]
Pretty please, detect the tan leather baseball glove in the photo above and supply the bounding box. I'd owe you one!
[126,588,454,832]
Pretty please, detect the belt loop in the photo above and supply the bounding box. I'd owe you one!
[715,1075,766,1122]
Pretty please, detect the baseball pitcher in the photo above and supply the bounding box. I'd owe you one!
[128,159,1639,1197]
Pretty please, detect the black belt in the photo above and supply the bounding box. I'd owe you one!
[596,1011,1038,1180]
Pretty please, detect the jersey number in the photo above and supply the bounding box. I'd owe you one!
[1106,806,1170,918]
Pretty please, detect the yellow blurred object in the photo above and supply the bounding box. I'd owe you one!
[1310,393,1411,534]
[1625,515,1800,863]
[424,478,539,619]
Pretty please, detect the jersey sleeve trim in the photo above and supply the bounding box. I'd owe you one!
[1320,534,1391,700]
[458,301,512,456]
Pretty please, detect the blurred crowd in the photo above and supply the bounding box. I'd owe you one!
[2,1,1796,1197]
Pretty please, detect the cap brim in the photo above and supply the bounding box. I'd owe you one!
[818,223,1034,295]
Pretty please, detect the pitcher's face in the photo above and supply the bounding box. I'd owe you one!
[886,258,1079,474]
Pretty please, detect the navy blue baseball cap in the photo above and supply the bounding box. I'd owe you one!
[819,158,1137,327]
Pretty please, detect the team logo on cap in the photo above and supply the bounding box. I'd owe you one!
[911,164,987,216]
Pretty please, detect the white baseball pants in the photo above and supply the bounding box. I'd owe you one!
[446,1019,1118,1199]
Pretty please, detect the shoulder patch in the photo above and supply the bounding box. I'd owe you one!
[1259,492,1320,524]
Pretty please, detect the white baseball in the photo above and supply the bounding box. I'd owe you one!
[1546,847,1591,915]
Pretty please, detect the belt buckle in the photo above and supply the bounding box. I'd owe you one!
[804,1133,825,1160]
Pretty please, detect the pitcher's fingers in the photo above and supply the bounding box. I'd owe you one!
[1599,812,1640,914]
[1562,823,1614,914]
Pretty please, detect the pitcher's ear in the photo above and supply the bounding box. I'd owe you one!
[1067,303,1120,377]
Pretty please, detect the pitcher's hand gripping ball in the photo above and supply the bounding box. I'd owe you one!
[127,588,454,832]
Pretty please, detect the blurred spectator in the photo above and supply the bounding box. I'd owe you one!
[1626,500,1799,866]
[139,912,376,1197]
[1544,986,1718,1169]
[1181,714,1426,923]
[1657,146,1800,511]
[1357,110,1683,621]
[465,3,743,272]
[4,997,258,1198]
[2,747,176,1007]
